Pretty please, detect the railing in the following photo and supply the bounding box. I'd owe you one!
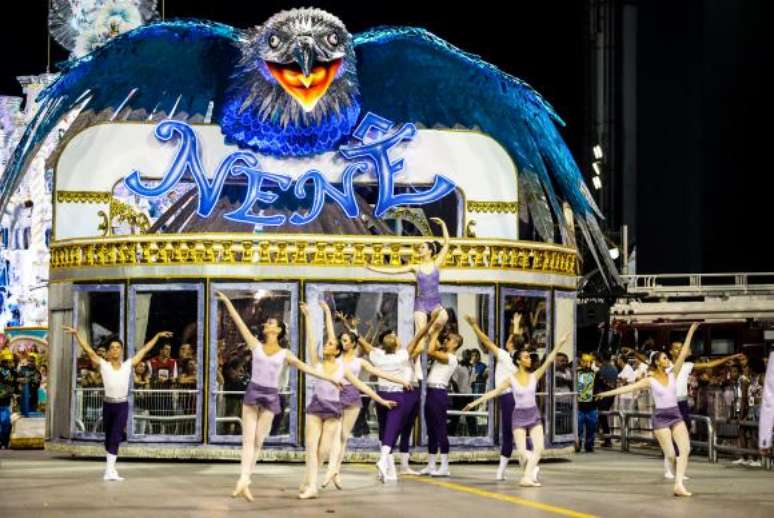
[622,273,774,295]
[610,410,773,469]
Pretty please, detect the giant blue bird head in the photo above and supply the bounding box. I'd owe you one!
[219,8,361,156]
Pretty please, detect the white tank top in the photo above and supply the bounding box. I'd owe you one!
[340,356,363,386]
[250,342,288,388]
[100,359,132,399]
[369,349,412,391]
[649,372,678,409]
[427,355,458,387]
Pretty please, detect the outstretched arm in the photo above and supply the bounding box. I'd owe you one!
[285,351,341,388]
[426,325,451,363]
[673,323,700,377]
[320,300,336,345]
[367,264,415,275]
[132,331,173,366]
[534,332,572,380]
[430,217,450,267]
[299,303,320,367]
[360,360,413,390]
[464,315,499,356]
[407,311,441,359]
[345,370,398,408]
[216,291,258,349]
[63,326,100,368]
[463,378,511,411]
[337,313,375,355]
[595,377,650,400]
[694,352,744,371]
[620,346,649,365]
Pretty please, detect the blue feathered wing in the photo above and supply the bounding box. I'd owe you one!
[0,20,241,212]
[354,27,621,289]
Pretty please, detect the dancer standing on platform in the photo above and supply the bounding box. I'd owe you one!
[63,326,173,481]
[420,322,463,476]
[217,292,341,502]
[326,306,413,489]
[464,331,571,487]
[356,312,440,482]
[299,301,398,498]
[367,218,450,472]
[595,323,700,497]
[465,313,520,480]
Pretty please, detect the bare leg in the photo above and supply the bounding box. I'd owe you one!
[413,311,429,351]
[321,419,343,488]
[513,427,539,487]
[233,404,258,501]
[672,422,692,496]
[251,409,275,471]
[653,427,685,496]
[300,415,324,498]
[325,406,358,488]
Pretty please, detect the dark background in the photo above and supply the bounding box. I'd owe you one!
[1,0,770,274]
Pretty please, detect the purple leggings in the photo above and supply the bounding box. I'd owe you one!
[399,387,421,453]
[103,401,128,455]
[499,392,514,457]
[425,388,450,454]
[377,391,406,450]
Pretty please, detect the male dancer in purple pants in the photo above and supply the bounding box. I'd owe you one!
[357,314,439,481]
[65,326,172,480]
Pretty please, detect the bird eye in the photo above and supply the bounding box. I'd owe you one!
[268,34,281,49]
[326,32,339,46]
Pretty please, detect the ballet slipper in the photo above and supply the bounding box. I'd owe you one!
[232,478,254,502]
[519,477,542,487]
[673,485,692,497]
[298,486,319,499]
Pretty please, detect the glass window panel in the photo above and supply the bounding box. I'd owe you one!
[72,286,123,439]
[128,285,202,441]
[209,283,298,444]
[553,292,576,442]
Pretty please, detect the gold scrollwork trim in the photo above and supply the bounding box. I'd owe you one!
[97,198,151,237]
[49,235,578,276]
[56,191,112,204]
[466,200,519,214]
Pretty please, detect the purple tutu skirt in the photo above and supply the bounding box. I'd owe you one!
[340,384,362,409]
[243,383,280,415]
[307,396,342,420]
[653,406,684,430]
[512,406,542,430]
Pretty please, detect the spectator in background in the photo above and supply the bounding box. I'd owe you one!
[555,353,573,393]
[470,349,488,394]
[133,361,151,435]
[450,349,473,435]
[222,358,247,435]
[147,342,178,381]
[596,352,619,447]
[0,348,17,449]
[616,354,637,415]
[179,343,195,362]
[16,348,40,416]
[576,353,598,452]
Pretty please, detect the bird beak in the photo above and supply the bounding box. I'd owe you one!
[266,38,342,113]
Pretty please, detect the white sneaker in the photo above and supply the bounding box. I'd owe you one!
[103,470,124,481]
[495,468,507,481]
[732,457,747,465]
[419,464,436,476]
[531,466,540,483]
[385,456,398,482]
[400,466,420,475]
[376,458,389,483]
[430,466,450,477]
[747,460,762,468]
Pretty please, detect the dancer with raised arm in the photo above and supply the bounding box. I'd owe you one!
[217,291,341,502]
[420,322,463,476]
[595,323,700,497]
[324,304,413,489]
[298,301,398,498]
[63,326,172,481]
[356,312,440,481]
[465,313,520,480]
[464,331,571,487]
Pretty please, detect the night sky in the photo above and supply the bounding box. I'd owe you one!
[1,1,769,275]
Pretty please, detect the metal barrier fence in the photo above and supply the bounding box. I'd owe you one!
[602,410,772,470]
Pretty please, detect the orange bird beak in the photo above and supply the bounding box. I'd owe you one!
[267,59,342,113]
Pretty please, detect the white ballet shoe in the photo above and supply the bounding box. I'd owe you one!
[519,477,542,487]
[322,472,342,490]
[496,470,506,481]
[232,478,254,502]
[673,485,692,497]
[376,458,389,483]
[298,486,319,500]
[400,466,420,476]
[531,466,540,483]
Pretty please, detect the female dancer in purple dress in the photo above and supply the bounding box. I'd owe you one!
[595,323,699,497]
[464,331,570,487]
[464,313,521,480]
[319,302,413,489]
[298,302,397,499]
[217,292,341,502]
